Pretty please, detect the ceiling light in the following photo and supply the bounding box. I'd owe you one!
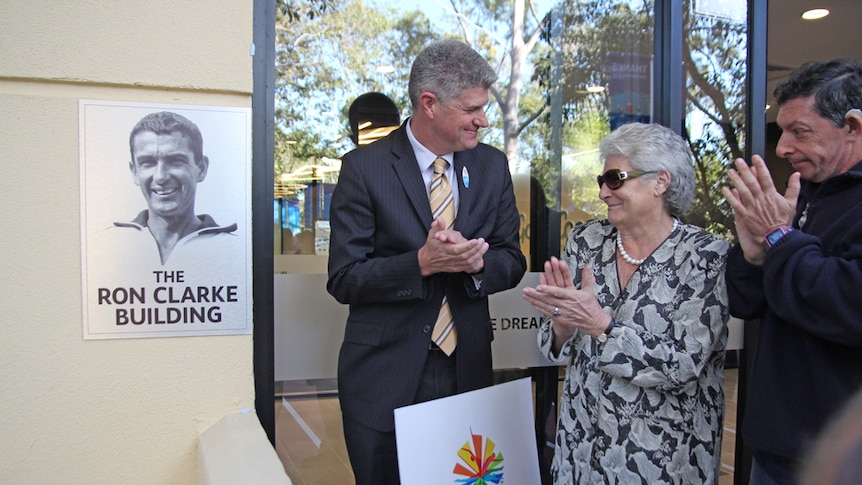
[801,9,829,20]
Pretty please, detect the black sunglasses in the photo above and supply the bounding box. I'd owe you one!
[596,169,656,190]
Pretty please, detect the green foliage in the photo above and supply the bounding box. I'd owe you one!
[274,0,431,179]
[278,0,334,22]
[684,126,735,238]
[274,0,750,242]
[553,0,653,112]
[529,0,747,239]
[682,1,748,238]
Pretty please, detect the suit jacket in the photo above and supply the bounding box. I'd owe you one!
[327,122,527,432]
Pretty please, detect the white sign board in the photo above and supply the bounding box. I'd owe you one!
[274,272,554,381]
[394,377,540,485]
[79,100,252,339]
[487,272,555,368]
[274,271,743,380]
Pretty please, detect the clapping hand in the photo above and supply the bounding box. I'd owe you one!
[418,217,488,276]
[722,155,800,264]
[523,257,612,351]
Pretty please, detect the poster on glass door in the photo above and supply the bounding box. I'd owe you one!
[607,51,652,131]
[78,100,252,339]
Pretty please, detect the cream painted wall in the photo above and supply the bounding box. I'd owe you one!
[0,1,257,484]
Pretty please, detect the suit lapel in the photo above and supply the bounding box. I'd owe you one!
[390,126,434,226]
[453,152,475,232]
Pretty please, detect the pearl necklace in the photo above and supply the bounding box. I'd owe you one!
[616,219,679,265]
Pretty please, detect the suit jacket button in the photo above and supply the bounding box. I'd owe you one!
[422,325,431,334]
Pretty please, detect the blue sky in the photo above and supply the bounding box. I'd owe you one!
[376,0,557,33]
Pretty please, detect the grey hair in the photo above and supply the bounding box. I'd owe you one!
[599,123,696,217]
[408,38,497,109]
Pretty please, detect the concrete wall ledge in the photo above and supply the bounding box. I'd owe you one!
[198,410,292,485]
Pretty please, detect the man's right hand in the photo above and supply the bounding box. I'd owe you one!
[418,217,488,276]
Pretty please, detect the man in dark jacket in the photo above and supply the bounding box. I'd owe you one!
[723,59,862,484]
[327,39,526,485]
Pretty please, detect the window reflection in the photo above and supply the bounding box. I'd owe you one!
[552,0,655,237]
[272,0,747,262]
[684,0,748,237]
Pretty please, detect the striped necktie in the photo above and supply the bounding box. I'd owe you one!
[430,157,457,355]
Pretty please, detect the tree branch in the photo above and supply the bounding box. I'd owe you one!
[517,105,546,136]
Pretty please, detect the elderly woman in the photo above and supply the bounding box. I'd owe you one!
[523,122,730,484]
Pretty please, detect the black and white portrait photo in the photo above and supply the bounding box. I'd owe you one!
[79,100,252,339]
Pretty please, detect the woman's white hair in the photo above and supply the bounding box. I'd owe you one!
[599,122,696,217]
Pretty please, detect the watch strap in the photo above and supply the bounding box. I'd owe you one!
[596,319,616,343]
[763,226,795,252]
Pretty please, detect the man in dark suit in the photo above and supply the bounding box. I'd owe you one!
[327,39,527,485]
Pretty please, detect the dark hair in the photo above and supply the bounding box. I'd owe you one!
[408,38,497,109]
[348,92,401,145]
[129,111,204,162]
[774,59,862,127]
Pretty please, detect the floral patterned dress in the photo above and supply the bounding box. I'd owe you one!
[538,219,730,485]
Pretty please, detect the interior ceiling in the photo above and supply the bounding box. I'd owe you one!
[766,0,862,122]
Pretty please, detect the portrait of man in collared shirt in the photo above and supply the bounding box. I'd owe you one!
[118,111,238,265]
[79,100,251,339]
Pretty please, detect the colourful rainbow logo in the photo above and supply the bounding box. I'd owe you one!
[452,430,504,484]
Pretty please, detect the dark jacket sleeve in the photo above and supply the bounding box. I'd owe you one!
[760,229,862,345]
[724,243,767,320]
[459,150,526,298]
[326,145,429,306]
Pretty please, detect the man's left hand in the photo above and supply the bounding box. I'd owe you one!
[722,154,801,240]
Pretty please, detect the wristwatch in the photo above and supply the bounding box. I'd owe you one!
[596,319,616,344]
[762,226,795,253]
